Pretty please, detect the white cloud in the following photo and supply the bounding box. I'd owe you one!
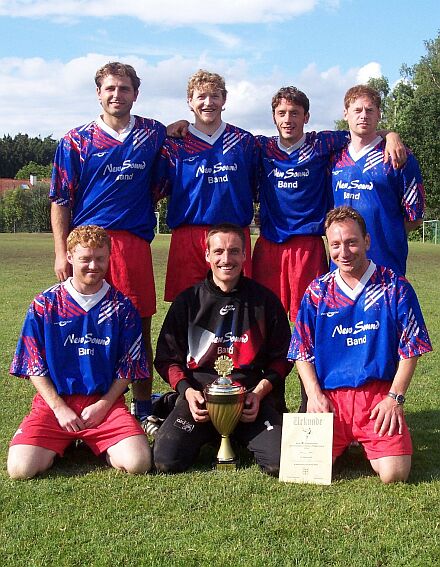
[0,0,320,25]
[0,53,377,139]
[356,62,383,84]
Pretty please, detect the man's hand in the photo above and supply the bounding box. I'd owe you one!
[370,396,405,436]
[384,132,407,169]
[185,388,210,423]
[306,391,334,414]
[166,120,190,138]
[54,252,72,282]
[53,404,85,432]
[240,392,260,423]
[81,400,112,429]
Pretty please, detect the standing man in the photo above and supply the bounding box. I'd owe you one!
[331,85,425,275]
[50,62,166,420]
[153,223,292,475]
[253,86,406,322]
[154,69,258,302]
[289,207,432,483]
[7,226,151,479]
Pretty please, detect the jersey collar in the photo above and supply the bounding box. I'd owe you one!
[335,261,376,300]
[96,114,136,142]
[188,121,226,144]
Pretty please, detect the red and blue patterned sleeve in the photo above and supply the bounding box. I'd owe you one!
[288,282,319,362]
[115,297,149,382]
[400,151,425,222]
[396,277,432,359]
[49,129,82,207]
[10,295,49,379]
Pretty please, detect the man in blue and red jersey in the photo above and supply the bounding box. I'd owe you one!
[50,62,166,420]
[154,69,258,302]
[7,225,151,479]
[253,86,405,323]
[289,207,432,483]
[331,85,425,276]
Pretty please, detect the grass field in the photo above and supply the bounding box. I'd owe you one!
[0,234,439,567]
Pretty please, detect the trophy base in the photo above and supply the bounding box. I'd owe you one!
[214,458,239,471]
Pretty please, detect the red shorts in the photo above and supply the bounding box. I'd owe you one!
[9,393,145,457]
[164,225,252,302]
[252,235,328,321]
[325,381,413,460]
[105,230,156,317]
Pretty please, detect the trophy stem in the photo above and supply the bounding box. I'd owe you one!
[217,434,236,463]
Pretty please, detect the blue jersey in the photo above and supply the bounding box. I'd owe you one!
[155,123,258,228]
[10,282,148,395]
[288,263,432,390]
[331,139,425,275]
[256,131,349,243]
[50,116,166,242]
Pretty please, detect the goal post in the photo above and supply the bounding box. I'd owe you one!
[422,220,440,244]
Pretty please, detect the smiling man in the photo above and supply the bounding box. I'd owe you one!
[7,226,151,479]
[154,70,258,302]
[288,207,432,483]
[50,62,166,420]
[153,223,292,475]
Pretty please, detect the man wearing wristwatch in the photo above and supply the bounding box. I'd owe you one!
[288,206,432,483]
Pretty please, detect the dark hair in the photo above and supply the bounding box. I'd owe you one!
[206,223,245,250]
[271,86,309,113]
[95,62,140,91]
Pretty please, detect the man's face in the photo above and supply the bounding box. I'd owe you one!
[273,99,309,147]
[205,232,245,292]
[188,86,225,130]
[67,244,110,294]
[326,219,370,282]
[97,74,138,122]
[344,95,380,138]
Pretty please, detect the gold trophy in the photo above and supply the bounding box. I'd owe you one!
[204,355,246,470]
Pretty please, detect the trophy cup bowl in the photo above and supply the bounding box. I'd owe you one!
[204,377,246,470]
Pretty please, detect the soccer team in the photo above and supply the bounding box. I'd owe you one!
[7,63,432,483]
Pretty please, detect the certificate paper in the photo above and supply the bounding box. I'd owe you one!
[279,413,333,485]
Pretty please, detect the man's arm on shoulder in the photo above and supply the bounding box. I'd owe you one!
[51,202,72,281]
[30,375,85,432]
[295,361,334,413]
[377,130,407,169]
[369,356,419,436]
[166,120,190,138]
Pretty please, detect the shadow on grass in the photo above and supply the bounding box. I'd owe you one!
[41,442,107,478]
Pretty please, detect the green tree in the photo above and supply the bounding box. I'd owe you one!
[0,134,56,178]
[0,187,28,232]
[15,161,53,180]
[388,32,440,217]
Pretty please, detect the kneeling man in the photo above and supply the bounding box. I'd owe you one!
[7,225,151,479]
[154,223,292,475]
[288,206,432,483]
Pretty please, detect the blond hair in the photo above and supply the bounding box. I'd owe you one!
[187,69,227,100]
[67,225,111,252]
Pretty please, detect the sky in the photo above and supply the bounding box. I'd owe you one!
[0,0,438,140]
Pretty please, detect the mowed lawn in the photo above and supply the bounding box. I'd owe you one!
[0,233,439,567]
